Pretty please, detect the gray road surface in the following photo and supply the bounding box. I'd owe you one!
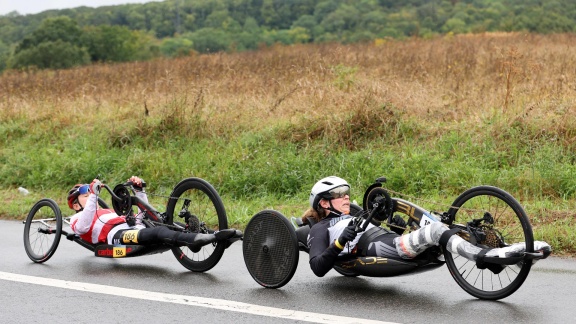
[1,219,574,323]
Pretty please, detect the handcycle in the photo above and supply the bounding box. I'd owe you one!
[23,177,240,272]
[242,177,549,300]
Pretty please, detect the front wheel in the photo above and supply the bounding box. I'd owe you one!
[165,178,228,272]
[444,186,534,300]
[23,199,63,263]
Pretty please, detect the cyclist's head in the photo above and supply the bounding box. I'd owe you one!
[309,176,350,215]
[67,184,89,211]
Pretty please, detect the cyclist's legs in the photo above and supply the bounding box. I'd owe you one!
[394,222,550,261]
[112,226,239,248]
[364,232,403,258]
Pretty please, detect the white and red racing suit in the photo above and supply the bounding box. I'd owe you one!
[69,192,147,244]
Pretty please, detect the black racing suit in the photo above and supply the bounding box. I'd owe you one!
[307,212,401,277]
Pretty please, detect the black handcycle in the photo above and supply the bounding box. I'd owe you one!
[242,177,549,300]
[23,177,240,272]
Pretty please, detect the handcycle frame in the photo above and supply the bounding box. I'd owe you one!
[23,177,239,272]
[242,177,548,300]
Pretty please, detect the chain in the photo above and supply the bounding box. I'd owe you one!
[383,187,465,212]
[376,187,479,233]
[144,191,180,200]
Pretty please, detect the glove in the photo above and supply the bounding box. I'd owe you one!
[335,224,357,250]
[89,180,101,195]
[390,214,406,235]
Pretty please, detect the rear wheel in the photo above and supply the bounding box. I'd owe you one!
[23,199,63,263]
[243,210,299,288]
[445,186,534,300]
[165,178,228,272]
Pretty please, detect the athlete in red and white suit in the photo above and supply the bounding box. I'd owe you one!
[67,177,241,248]
[69,190,147,244]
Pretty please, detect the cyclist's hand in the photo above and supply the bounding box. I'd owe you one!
[128,176,145,191]
[336,224,357,249]
[89,179,102,195]
[390,214,406,235]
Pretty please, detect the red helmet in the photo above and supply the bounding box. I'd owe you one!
[67,184,88,209]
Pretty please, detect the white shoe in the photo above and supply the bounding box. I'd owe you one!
[485,241,551,263]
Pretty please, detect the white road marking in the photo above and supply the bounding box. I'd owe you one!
[0,271,397,324]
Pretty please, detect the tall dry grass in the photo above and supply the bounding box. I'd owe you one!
[2,33,576,254]
[2,32,576,147]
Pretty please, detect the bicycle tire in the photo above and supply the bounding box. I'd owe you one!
[23,199,63,263]
[444,186,534,300]
[165,178,228,272]
[243,210,299,288]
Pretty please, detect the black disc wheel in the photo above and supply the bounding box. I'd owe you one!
[165,178,228,272]
[445,186,534,300]
[23,199,63,263]
[243,210,299,288]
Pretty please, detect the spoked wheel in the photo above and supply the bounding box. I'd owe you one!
[243,210,299,288]
[23,199,63,263]
[445,186,534,300]
[165,178,228,272]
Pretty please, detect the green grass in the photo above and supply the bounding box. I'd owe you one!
[2,113,575,256]
[2,35,576,256]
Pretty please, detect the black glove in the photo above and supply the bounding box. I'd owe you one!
[390,215,406,235]
[336,224,357,249]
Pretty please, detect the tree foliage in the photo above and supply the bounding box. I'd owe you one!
[2,0,576,71]
[11,40,90,69]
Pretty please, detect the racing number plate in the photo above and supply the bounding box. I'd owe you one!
[113,246,127,258]
[122,230,139,244]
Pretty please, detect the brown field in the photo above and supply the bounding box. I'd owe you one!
[2,32,575,256]
[2,32,576,145]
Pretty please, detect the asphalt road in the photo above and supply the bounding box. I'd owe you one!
[1,219,574,323]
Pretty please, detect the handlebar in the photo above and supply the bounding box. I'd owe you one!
[125,180,147,188]
[102,184,123,202]
[100,180,146,203]
[354,195,386,233]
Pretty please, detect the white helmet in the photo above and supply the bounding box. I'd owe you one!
[309,176,350,209]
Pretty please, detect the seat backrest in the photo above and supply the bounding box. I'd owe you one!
[295,225,311,251]
[305,216,318,227]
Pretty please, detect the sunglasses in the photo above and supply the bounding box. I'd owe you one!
[324,185,350,199]
[77,184,90,195]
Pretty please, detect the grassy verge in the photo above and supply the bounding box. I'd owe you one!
[1,33,575,256]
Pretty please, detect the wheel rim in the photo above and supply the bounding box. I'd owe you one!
[23,199,62,263]
[445,187,533,300]
[167,178,227,272]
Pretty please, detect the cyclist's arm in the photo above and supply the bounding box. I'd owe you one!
[70,194,98,234]
[308,222,342,277]
[134,191,148,224]
[135,190,148,204]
